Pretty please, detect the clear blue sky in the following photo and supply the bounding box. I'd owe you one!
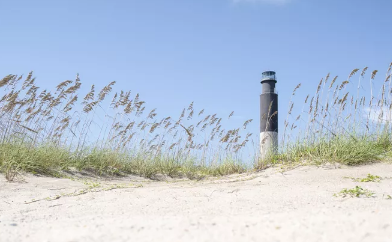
[1,0,391,143]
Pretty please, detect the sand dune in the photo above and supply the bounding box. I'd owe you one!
[1,163,392,242]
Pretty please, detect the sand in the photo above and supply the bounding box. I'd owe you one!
[1,163,392,242]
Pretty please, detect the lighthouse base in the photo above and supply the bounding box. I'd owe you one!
[260,131,278,160]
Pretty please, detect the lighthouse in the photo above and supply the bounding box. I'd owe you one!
[260,71,278,159]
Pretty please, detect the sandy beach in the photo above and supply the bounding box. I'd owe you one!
[1,163,392,242]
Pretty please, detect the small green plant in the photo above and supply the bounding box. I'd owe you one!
[345,174,382,182]
[359,174,382,182]
[83,180,101,189]
[334,186,375,198]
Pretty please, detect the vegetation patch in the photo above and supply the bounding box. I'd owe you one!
[0,73,253,181]
[345,174,382,182]
[2,63,392,181]
[334,186,375,198]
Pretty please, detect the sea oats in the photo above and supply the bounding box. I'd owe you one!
[110,92,118,107]
[260,136,268,145]
[147,108,157,119]
[179,108,185,119]
[293,83,301,95]
[37,89,47,100]
[137,121,144,128]
[64,81,81,95]
[136,106,146,117]
[342,103,347,111]
[98,81,116,101]
[41,92,54,102]
[339,81,349,90]
[203,115,211,122]
[26,85,39,96]
[63,95,78,112]
[125,132,136,143]
[164,121,172,129]
[149,123,159,133]
[387,62,392,73]
[169,143,177,150]
[316,79,323,93]
[269,111,278,121]
[385,74,391,82]
[288,103,294,114]
[200,123,208,131]
[361,67,369,77]
[21,72,35,89]
[313,96,319,118]
[220,132,231,143]
[371,70,378,79]
[0,75,15,88]
[378,110,384,120]
[339,92,349,104]
[329,76,338,89]
[83,100,99,113]
[124,122,136,135]
[216,118,222,126]
[215,125,222,133]
[187,110,194,120]
[228,111,234,119]
[210,117,219,125]
[187,101,194,111]
[124,100,133,114]
[56,80,73,92]
[348,69,359,79]
[180,124,194,141]
[325,73,330,84]
[83,85,95,103]
[309,96,314,114]
[218,129,225,137]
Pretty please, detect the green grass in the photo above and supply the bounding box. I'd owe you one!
[0,141,247,180]
[273,134,392,166]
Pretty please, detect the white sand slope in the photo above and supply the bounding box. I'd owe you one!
[1,163,392,242]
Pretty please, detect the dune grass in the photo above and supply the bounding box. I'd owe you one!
[256,62,392,168]
[0,73,251,181]
[0,141,246,180]
[1,62,392,181]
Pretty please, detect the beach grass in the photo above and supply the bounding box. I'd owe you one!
[257,62,392,167]
[1,62,392,181]
[0,72,251,181]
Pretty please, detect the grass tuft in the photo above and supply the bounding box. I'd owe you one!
[345,174,382,182]
[334,186,375,198]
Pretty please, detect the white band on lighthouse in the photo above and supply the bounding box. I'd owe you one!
[260,131,278,160]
